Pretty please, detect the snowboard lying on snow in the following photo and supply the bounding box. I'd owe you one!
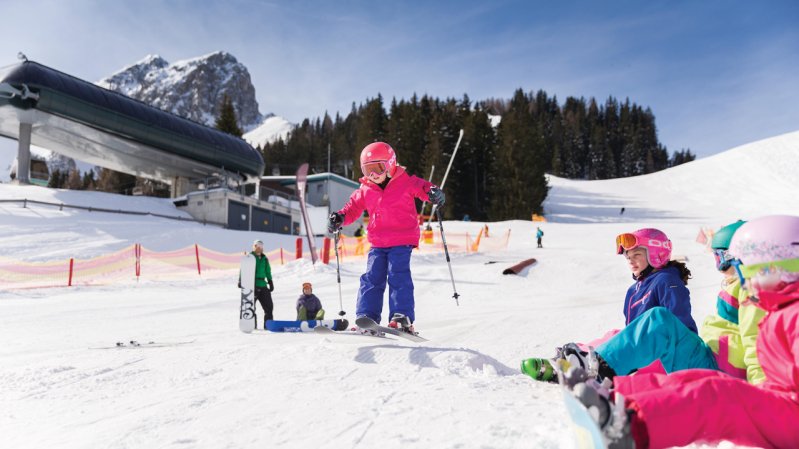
[264,319,349,332]
[551,360,608,449]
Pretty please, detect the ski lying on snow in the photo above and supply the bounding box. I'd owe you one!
[313,325,394,339]
[354,316,428,342]
[90,339,196,350]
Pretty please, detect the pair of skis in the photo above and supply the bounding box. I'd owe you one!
[312,316,427,342]
[90,339,195,350]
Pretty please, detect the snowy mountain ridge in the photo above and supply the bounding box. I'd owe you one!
[97,51,265,130]
[97,51,294,147]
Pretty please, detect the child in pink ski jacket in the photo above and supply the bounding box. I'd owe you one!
[327,142,444,333]
[569,215,799,449]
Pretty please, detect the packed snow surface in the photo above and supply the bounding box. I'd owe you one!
[2,131,798,448]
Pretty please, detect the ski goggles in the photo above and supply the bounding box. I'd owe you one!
[362,161,388,177]
[732,258,799,300]
[713,249,735,271]
[615,233,670,254]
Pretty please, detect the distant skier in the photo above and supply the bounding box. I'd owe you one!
[353,224,365,238]
[353,224,366,255]
[327,141,444,334]
[239,239,274,328]
[620,207,625,215]
[521,228,697,382]
[536,227,544,248]
[296,282,325,321]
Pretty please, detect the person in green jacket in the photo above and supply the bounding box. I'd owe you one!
[250,239,274,328]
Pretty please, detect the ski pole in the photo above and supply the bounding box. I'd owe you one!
[333,231,346,316]
[435,208,460,305]
[427,129,464,228]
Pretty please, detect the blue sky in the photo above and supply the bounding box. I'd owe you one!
[1,0,797,158]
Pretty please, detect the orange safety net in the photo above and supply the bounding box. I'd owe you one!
[1,231,510,290]
[326,230,510,261]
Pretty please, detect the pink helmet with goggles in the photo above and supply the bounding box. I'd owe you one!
[616,228,672,269]
[728,215,799,294]
[360,142,398,178]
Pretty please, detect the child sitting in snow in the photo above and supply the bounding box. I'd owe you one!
[566,215,799,449]
[296,282,324,321]
[521,228,696,381]
[544,220,767,385]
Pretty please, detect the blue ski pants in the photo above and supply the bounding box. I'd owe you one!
[356,245,415,324]
[596,307,718,375]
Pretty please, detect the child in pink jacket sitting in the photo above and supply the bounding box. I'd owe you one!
[567,215,799,449]
[327,142,444,334]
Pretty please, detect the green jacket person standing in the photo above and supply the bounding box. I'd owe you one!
[249,239,274,328]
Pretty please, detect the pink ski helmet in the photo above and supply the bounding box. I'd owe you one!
[616,228,672,269]
[728,215,799,294]
[360,142,398,179]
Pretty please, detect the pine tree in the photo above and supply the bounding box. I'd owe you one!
[66,169,83,190]
[97,168,137,194]
[47,169,63,188]
[214,95,243,137]
[82,171,96,190]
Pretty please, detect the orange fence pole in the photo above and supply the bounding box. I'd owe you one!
[68,258,74,287]
[295,238,303,260]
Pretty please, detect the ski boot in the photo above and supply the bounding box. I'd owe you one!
[559,342,618,384]
[388,313,416,335]
[570,367,634,449]
[520,357,558,383]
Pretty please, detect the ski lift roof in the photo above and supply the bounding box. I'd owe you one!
[0,60,264,183]
[262,172,360,189]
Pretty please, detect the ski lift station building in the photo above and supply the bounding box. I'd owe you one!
[0,58,362,235]
[174,172,360,236]
[0,59,264,197]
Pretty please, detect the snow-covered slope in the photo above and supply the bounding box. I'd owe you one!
[545,130,799,224]
[2,130,796,448]
[243,115,295,148]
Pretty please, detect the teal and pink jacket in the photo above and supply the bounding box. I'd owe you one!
[614,281,799,449]
[699,276,766,383]
[338,166,434,248]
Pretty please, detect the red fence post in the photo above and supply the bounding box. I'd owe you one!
[195,244,201,275]
[135,244,141,280]
[280,248,284,265]
[322,238,331,264]
[68,258,74,287]
[295,238,303,260]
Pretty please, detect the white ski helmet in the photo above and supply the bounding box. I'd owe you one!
[729,215,799,297]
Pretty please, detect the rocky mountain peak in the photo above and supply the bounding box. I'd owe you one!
[97,51,263,130]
